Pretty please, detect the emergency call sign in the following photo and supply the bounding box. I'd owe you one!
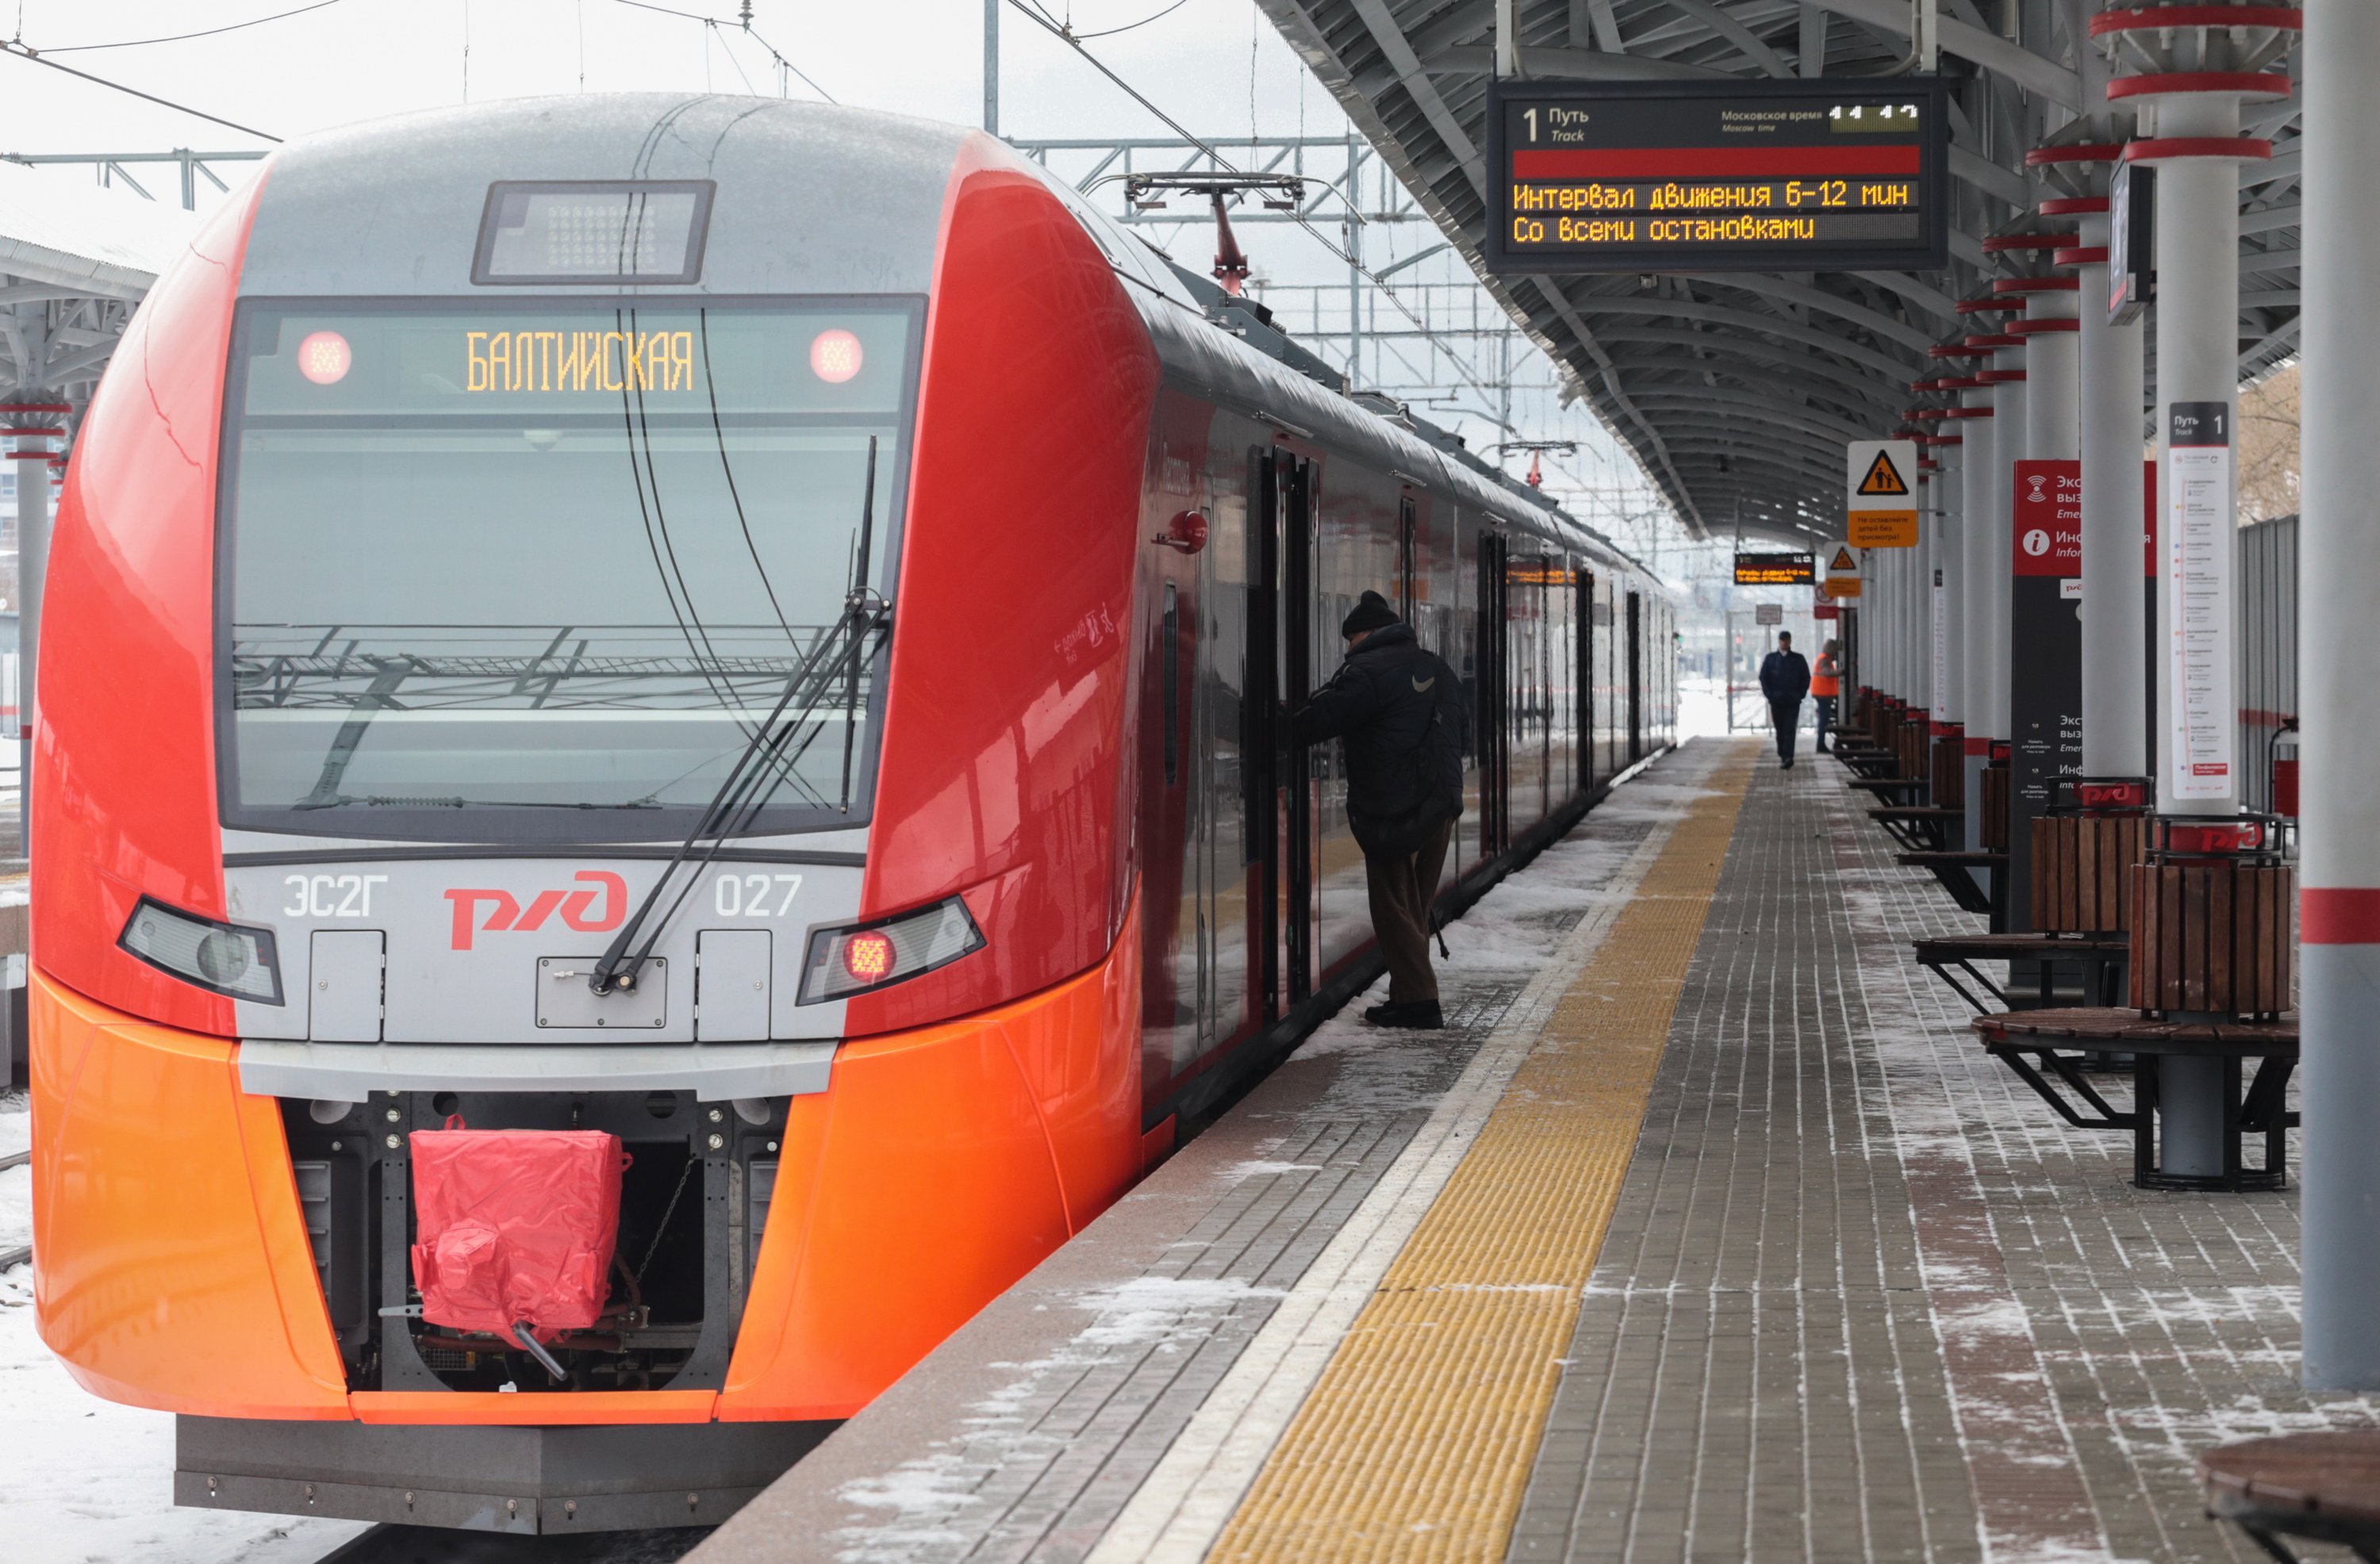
[1484,78,1950,274]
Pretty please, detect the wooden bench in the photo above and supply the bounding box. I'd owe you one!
[2201,1432,2380,1562]
[1972,1007,2297,1191]
[1896,849,2004,918]
[1868,804,1961,853]
[1912,933,2128,1014]
[1849,776,1928,802]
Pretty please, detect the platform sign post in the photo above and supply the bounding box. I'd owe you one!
[1482,78,1951,275]
[2163,403,2234,803]
[1845,441,1918,548]
[2006,459,2083,928]
[1818,542,1862,597]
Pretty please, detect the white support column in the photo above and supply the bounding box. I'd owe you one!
[1879,544,1899,703]
[1958,381,1997,847]
[2300,0,2380,1391]
[2078,197,2148,778]
[2144,105,2244,820]
[1885,540,1904,704]
[1986,337,2027,757]
[2110,29,2292,1181]
[2021,289,2080,462]
[1935,440,1964,738]
[1914,466,1934,724]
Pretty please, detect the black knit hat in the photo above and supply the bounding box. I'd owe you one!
[1342,590,1399,638]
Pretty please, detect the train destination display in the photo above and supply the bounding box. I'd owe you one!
[1484,79,1949,274]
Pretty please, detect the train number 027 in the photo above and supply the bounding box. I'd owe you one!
[715,873,803,917]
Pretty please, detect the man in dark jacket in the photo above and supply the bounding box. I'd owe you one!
[1758,630,1812,769]
[1293,591,1466,1029]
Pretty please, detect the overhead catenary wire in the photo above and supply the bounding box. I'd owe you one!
[1066,0,1188,40]
[37,0,347,52]
[0,40,281,141]
[996,0,1518,420]
[611,0,835,102]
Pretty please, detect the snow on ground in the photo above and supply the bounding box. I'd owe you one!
[1290,754,1699,1066]
[0,1090,365,1564]
[0,752,1702,1564]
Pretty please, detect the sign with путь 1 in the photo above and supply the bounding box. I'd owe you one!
[1845,440,1917,548]
[1482,78,1951,275]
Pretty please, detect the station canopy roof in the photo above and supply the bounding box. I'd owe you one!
[1258,0,2301,546]
[0,159,202,419]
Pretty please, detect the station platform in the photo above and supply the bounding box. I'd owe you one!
[696,738,2368,1564]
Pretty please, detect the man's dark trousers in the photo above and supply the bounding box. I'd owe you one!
[1367,816,1453,1004]
[1770,699,1802,763]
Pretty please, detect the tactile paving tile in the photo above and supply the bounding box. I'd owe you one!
[1207,746,1757,1563]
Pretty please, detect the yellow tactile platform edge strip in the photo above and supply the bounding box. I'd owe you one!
[1207,746,1756,1564]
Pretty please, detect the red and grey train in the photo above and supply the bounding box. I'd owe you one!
[28,95,1675,1530]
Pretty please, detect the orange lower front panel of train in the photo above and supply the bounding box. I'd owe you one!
[29,910,1142,1424]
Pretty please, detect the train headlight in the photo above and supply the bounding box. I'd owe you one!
[799,898,983,1004]
[118,897,285,1004]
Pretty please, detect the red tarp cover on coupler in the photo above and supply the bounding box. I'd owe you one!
[409,1117,628,1340]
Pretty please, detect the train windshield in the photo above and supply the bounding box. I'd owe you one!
[219,299,920,843]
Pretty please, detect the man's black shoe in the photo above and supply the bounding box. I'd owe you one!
[1365,1000,1444,1030]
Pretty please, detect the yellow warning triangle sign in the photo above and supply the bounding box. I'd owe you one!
[1829,546,1857,573]
[1856,449,1910,496]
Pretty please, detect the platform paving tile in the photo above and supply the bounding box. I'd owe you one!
[692,753,1718,1564]
[1514,750,2380,1564]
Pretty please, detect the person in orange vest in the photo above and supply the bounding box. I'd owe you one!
[1810,638,1843,754]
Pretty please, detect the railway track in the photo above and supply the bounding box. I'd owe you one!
[319,1523,713,1564]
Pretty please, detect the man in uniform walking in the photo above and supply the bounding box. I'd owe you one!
[1759,629,1812,769]
[1294,591,1468,1029]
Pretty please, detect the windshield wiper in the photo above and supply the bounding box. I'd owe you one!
[296,795,665,811]
[295,655,423,809]
[589,439,888,998]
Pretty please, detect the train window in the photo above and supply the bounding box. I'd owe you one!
[472,181,716,286]
[1162,583,1180,788]
[218,297,923,843]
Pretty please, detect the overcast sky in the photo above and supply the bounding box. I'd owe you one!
[1,0,1687,560]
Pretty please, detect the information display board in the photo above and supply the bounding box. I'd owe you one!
[1484,78,1950,274]
[1734,551,1815,585]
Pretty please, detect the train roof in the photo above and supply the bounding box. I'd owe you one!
[233,93,1660,587]
[1017,163,1660,584]
[240,95,969,301]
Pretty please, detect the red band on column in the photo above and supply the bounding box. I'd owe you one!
[2302,889,2380,945]
[1964,737,1990,757]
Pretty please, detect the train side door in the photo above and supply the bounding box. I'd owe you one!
[1476,531,1509,857]
[1242,445,1319,1021]
[1578,569,1595,793]
[1244,450,1281,1022]
[1626,588,1645,763]
[1280,454,1319,1006]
